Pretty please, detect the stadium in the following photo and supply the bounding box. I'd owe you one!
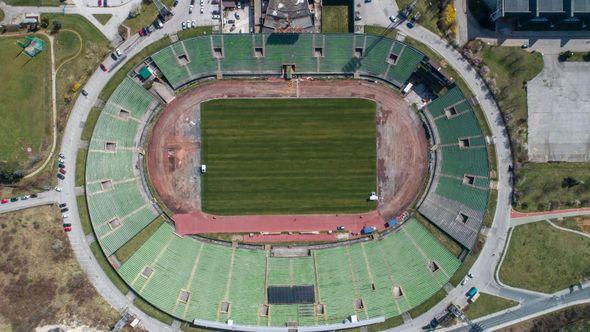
[86,33,493,330]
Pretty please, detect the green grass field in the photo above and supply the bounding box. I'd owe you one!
[464,293,517,319]
[201,98,377,215]
[0,36,52,170]
[322,5,350,33]
[93,14,112,25]
[514,162,590,211]
[499,221,590,293]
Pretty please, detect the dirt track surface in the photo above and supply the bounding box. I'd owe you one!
[147,78,428,235]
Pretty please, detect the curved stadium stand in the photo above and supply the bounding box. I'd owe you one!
[86,33,492,328]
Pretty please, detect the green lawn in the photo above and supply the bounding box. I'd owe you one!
[395,0,443,36]
[133,297,175,325]
[114,216,165,263]
[81,107,102,141]
[408,288,447,318]
[322,5,350,33]
[513,162,590,212]
[77,195,93,236]
[123,0,173,32]
[499,221,590,293]
[89,242,130,295]
[201,98,377,215]
[0,36,52,170]
[462,40,543,163]
[93,14,112,25]
[42,14,110,128]
[75,147,87,187]
[464,293,517,319]
[553,216,590,234]
[54,30,81,67]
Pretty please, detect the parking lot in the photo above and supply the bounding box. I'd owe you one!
[222,1,251,33]
[180,0,219,30]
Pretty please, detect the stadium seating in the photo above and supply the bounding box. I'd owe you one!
[86,32,495,329]
[419,86,491,249]
[86,76,160,255]
[151,34,425,89]
[118,219,460,326]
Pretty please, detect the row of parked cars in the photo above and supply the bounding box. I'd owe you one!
[1,193,39,205]
[54,152,71,232]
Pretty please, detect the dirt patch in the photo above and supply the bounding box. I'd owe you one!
[0,206,119,331]
[147,79,428,234]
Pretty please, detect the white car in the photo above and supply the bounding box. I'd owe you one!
[192,20,196,28]
[58,158,65,164]
[200,6,204,13]
[189,4,194,13]
[389,15,400,24]
[200,0,203,5]
[115,48,122,57]
[55,186,62,192]
[461,276,469,286]
[182,21,187,29]
[186,20,191,28]
[62,213,69,219]
[212,14,220,19]
[59,152,65,158]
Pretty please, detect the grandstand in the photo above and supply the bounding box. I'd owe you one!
[118,219,460,326]
[85,77,161,255]
[84,32,495,329]
[418,86,491,249]
[150,34,425,89]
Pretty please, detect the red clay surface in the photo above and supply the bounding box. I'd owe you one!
[174,210,385,235]
[511,207,590,219]
[147,79,428,239]
[242,233,339,243]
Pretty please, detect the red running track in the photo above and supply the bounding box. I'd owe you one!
[173,210,386,236]
[242,233,340,243]
[510,207,590,219]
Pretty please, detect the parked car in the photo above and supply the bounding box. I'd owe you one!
[200,6,204,13]
[63,223,71,227]
[59,203,67,208]
[62,213,69,219]
[100,63,108,72]
[58,163,65,168]
[55,186,62,192]
[235,12,240,19]
[57,173,65,180]
[173,0,178,6]
[30,194,38,198]
[336,226,345,231]
[237,1,241,8]
[147,25,155,33]
[115,48,122,57]
[192,20,196,28]
[182,21,187,29]
[59,168,66,175]
[64,226,72,232]
[81,89,88,96]
[61,207,69,213]
[1,199,8,204]
[110,52,118,60]
[389,15,400,24]
[58,158,65,164]
[189,4,194,13]
[212,14,220,19]
[21,195,30,200]
[138,28,146,36]
[10,197,18,202]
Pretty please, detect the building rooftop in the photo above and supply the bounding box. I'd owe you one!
[538,0,564,12]
[262,0,313,32]
[504,0,530,12]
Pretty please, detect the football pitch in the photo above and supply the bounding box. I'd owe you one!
[200,98,377,215]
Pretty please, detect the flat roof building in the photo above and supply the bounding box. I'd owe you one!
[496,0,590,28]
[262,0,314,32]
